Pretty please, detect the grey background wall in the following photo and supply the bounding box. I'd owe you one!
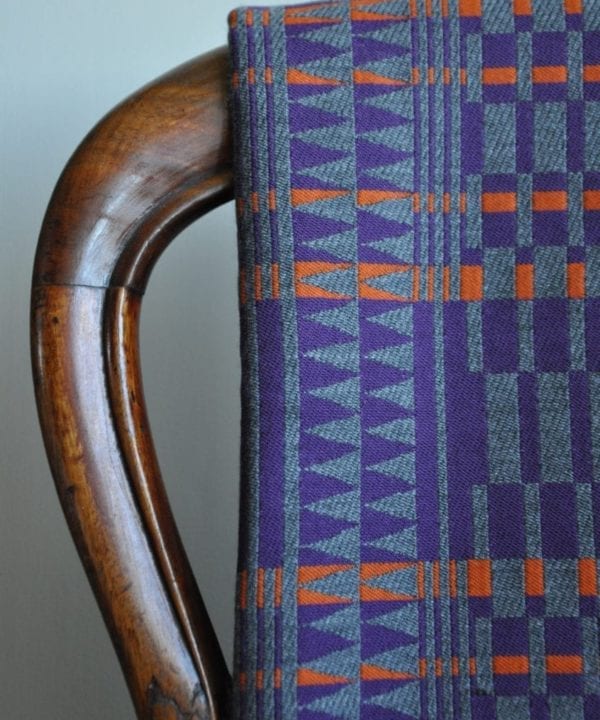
[1,1,281,716]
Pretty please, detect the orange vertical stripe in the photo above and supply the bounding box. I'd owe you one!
[524,558,544,596]
[432,560,441,599]
[578,558,598,596]
[460,265,484,301]
[427,266,435,301]
[448,559,458,598]
[257,568,265,608]
[274,567,282,607]
[567,262,585,299]
[467,559,492,597]
[272,263,280,299]
[443,266,451,302]
[265,67,273,84]
[516,263,535,300]
[239,269,247,306]
[254,265,262,301]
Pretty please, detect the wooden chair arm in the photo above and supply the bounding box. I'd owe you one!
[31,47,234,719]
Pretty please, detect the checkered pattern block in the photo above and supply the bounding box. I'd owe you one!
[228,1,600,717]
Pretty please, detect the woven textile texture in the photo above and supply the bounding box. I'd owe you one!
[228,1,600,717]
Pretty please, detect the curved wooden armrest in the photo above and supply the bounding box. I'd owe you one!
[31,47,234,719]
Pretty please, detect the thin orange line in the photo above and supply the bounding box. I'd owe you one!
[532,190,568,212]
[482,192,517,213]
[567,262,585,299]
[546,655,584,675]
[493,655,530,675]
[584,190,600,210]
[584,65,600,82]
[482,66,517,85]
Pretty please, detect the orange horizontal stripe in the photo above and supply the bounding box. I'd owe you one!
[287,68,341,85]
[493,655,530,675]
[242,654,592,690]
[291,188,350,206]
[546,655,584,675]
[532,65,568,84]
[585,190,600,210]
[584,65,600,82]
[354,69,409,86]
[532,190,568,212]
[361,665,415,681]
[482,66,517,85]
[297,669,349,686]
[482,192,517,213]
[244,261,596,303]
[357,189,413,205]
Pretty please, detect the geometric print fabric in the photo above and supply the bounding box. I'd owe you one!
[228,1,600,717]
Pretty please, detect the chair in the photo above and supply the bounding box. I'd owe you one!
[32,48,233,719]
[32,2,600,719]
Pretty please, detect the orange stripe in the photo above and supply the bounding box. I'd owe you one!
[262,9,270,26]
[361,665,416,681]
[448,559,458,599]
[546,655,584,675]
[360,561,413,581]
[459,0,481,15]
[578,558,598,596]
[298,564,353,584]
[412,265,421,302]
[357,189,412,206]
[567,262,585,299]
[524,558,544,597]
[251,190,260,213]
[467,558,492,597]
[427,266,435,302]
[297,669,349,686]
[271,262,280,299]
[354,69,410,86]
[482,192,517,213]
[268,188,277,211]
[584,65,600,82]
[443,266,451,303]
[482,66,517,85]
[460,265,483,302]
[516,263,535,301]
[291,188,349,206]
[287,68,341,85]
[254,265,262,301]
[532,65,568,84]
[256,669,264,690]
[256,567,265,608]
[564,0,583,12]
[493,655,530,675]
[350,9,409,21]
[513,0,532,14]
[584,190,600,210]
[274,668,282,689]
[274,567,282,607]
[432,560,441,599]
[228,10,239,28]
[296,260,353,300]
[298,588,351,605]
[245,9,254,25]
[532,190,568,212]
[265,67,273,84]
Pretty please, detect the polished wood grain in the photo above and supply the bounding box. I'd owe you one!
[31,47,234,719]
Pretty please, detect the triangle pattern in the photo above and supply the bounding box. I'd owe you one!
[367,490,416,520]
[367,604,419,638]
[310,377,361,410]
[307,451,361,486]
